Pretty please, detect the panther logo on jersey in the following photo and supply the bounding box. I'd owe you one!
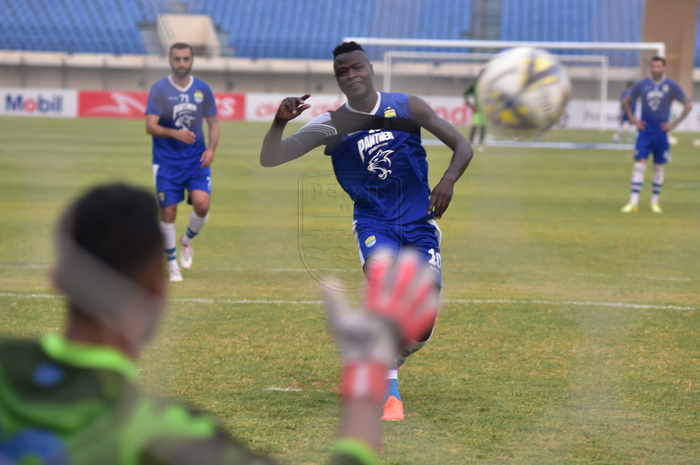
[175,113,196,130]
[367,149,394,180]
[357,130,395,162]
[173,102,197,130]
[646,88,664,112]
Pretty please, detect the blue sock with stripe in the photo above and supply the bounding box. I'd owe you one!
[651,164,664,204]
[384,360,405,403]
[160,222,178,269]
[629,161,646,205]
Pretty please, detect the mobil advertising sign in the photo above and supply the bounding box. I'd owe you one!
[1,88,77,117]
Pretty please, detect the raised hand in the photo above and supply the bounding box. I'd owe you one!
[275,94,311,122]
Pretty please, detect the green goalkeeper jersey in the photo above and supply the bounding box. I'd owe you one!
[0,334,375,465]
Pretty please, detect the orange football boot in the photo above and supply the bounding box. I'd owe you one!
[381,395,404,421]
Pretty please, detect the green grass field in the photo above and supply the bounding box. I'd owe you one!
[1,118,699,464]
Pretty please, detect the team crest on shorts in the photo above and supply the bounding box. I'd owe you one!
[158,192,165,202]
[194,90,204,103]
[365,235,376,247]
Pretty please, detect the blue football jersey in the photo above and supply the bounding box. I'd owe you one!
[328,92,432,224]
[620,88,636,114]
[630,77,686,131]
[145,76,217,165]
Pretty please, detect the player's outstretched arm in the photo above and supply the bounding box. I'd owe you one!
[260,94,311,167]
[146,114,196,144]
[408,96,474,219]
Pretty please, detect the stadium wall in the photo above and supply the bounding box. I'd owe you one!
[5,87,700,132]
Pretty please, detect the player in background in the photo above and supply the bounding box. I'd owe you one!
[621,56,692,214]
[146,43,219,281]
[463,70,487,151]
[0,183,437,465]
[260,42,473,421]
[613,81,637,143]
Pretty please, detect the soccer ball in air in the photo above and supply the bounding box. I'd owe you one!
[477,47,570,138]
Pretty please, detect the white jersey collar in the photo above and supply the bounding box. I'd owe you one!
[345,92,382,115]
[168,75,194,93]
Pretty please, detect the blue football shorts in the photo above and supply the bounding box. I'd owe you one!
[352,219,443,287]
[152,161,211,208]
[634,130,670,164]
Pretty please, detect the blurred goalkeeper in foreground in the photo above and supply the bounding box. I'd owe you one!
[0,184,438,465]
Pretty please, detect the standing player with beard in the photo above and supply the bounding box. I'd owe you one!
[146,43,219,281]
[621,56,692,214]
[260,42,473,421]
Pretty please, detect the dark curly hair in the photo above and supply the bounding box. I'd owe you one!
[332,41,366,59]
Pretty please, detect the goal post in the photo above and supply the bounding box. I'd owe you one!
[383,51,610,132]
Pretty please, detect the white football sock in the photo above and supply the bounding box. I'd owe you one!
[160,221,178,270]
[651,164,664,204]
[181,211,209,246]
[629,161,646,206]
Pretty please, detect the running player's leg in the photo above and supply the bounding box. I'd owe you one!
[468,126,477,145]
[180,167,212,269]
[650,134,670,212]
[155,165,185,281]
[354,222,405,420]
[622,135,651,212]
[371,221,442,421]
[614,117,624,143]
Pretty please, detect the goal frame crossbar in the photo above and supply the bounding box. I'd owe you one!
[343,37,666,57]
[383,51,610,131]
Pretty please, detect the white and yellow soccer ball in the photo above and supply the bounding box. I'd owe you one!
[477,47,570,138]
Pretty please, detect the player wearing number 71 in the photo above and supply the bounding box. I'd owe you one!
[260,41,473,421]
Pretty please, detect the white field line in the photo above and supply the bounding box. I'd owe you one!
[265,387,302,392]
[447,299,696,311]
[0,264,51,269]
[0,292,695,311]
[2,264,694,283]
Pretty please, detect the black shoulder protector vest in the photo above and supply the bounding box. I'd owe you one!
[323,106,421,155]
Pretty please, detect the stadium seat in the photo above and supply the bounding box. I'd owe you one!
[0,0,696,65]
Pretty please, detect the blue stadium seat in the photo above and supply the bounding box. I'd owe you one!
[0,0,160,54]
[500,0,643,67]
[0,0,697,65]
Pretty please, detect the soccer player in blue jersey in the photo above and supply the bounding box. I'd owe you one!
[260,42,473,421]
[613,81,637,144]
[146,43,219,281]
[621,57,692,213]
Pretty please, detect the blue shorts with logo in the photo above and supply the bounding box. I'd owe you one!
[153,161,211,208]
[635,130,670,164]
[353,219,443,287]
